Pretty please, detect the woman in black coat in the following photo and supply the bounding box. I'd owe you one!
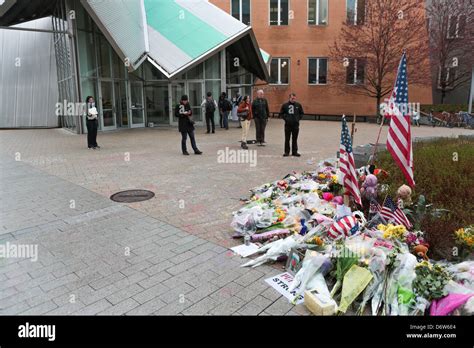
[175,95,202,155]
[85,96,100,149]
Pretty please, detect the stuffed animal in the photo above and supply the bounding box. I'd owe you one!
[413,244,429,261]
[361,174,378,201]
[397,184,412,208]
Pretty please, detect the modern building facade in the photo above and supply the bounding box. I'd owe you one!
[210,0,434,116]
[0,0,269,132]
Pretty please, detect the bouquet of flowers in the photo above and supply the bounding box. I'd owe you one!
[454,225,474,257]
[378,224,407,241]
[412,261,452,301]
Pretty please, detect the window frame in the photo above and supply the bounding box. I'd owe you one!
[269,0,290,26]
[269,57,291,85]
[447,14,466,39]
[437,66,457,90]
[307,0,329,26]
[346,58,365,85]
[230,0,251,25]
[346,0,365,26]
[308,57,328,85]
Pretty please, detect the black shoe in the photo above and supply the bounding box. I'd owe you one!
[283,153,290,157]
[183,151,190,155]
[88,146,92,149]
[95,145,101,149]
[241,142,248,150]
[194,150,202,155]
[212,131,215,134]
[292,153,301,157]
[92,147,97,150]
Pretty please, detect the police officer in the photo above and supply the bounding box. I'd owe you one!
[280,93,304,157]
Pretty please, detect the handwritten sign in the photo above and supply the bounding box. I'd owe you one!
[264,272,304,304]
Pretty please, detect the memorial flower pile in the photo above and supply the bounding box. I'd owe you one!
[229,159,474,316]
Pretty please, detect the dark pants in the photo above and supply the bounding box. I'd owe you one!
[181,130,198,153]
[205,112,215,133]
[86,119,98,148]
[284,123,299,155]
[220,111,229,129]
[254,117,267,143]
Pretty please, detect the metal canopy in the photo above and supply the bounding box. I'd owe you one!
[0,0,59,26]
[1,0,270,81]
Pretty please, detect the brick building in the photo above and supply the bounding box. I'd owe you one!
[210,0,433,116]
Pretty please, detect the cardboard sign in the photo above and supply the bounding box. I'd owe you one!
[264,272,304,304]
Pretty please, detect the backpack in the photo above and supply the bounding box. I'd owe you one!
[205,99,216,113]
[224,99,232,112]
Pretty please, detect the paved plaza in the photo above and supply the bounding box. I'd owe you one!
[0,120,471,315]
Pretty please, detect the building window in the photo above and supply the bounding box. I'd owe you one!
[346,0,365,25]
[308,0,328,26]
[447,15,466,39]
[231,0,251,25]
[270,0,289,26]
[269,58,290,84]
[437,66,457,89]
[346,58,365,85]
[308,58,328,84]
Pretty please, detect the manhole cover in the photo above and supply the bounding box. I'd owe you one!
[110,190,155,203]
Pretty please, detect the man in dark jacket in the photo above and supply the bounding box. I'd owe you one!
[175,95,202,156]
[218,92,231,130]
[280,93,304,157]
[251,89,270,146]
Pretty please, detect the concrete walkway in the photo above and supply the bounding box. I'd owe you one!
[0,120,471,315]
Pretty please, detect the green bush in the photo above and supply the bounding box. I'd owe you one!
[376,138,474,259]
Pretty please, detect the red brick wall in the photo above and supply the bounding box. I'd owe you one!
[210,0,433,116]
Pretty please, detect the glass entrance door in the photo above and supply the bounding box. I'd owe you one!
[145,83,169,126]
[114,81,128,128]
[187,81,204,123]
[100,80,116,130]
[129,82,145,127]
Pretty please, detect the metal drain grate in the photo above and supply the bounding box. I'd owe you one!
[110,190,155,203]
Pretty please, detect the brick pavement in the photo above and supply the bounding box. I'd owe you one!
[0,121,471,315]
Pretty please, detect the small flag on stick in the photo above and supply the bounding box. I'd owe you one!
[339,116,362,206]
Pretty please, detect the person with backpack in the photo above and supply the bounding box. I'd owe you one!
[218,92,232,130]
[280,93,304,157]
[237,95,252,149]
[252,89,270,146]
[176,95,202,156]
[201,92,218,134]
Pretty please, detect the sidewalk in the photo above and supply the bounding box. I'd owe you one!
[0,121,471,315]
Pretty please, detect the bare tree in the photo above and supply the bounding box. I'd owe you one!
[427,0,473,104]
[329,0,431,119]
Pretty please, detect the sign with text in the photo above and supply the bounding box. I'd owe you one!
[264,272,304,305]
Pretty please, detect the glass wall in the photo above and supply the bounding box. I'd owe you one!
[73,1,253,131]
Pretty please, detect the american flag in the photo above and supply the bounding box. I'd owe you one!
[339,116,362,206]
[372,196,412,229]
[386,52,415,187]
[328,215,360,239]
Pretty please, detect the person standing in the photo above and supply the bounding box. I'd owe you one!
[232,92,243,128]
[218,92,231,130]
[237,95,252,150]
[280,93,304,157]
[85,96,100,149]
[252,89,269,146]
[412,109,420,127]
[176,95,202,156]
[201,92,218,134]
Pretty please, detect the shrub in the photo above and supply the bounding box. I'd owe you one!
[376,138,474,259]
